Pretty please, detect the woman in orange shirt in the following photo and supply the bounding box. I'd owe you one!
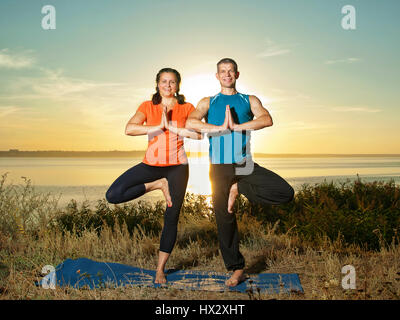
[106,68,201,284]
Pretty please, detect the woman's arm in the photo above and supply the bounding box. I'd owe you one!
[166,122,203,140]
[160,107,202,140]
[125,110,164,136]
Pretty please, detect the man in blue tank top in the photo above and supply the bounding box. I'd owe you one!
[186,58,294,287]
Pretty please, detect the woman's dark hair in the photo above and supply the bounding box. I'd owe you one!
[152,68,186,105]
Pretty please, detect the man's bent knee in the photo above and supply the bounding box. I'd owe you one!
[284,185,295,203]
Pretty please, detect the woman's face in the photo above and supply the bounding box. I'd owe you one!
[158,72,178,98]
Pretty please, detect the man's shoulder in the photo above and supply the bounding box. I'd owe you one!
[237,92,251,102]
[198,96,211,108]
[248,95,262,105]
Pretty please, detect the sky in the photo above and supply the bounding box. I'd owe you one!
[0,0,399,154]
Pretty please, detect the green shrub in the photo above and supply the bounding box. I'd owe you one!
[244,178,400,250]
[1,173,399,250]
[55,199,164,237]
[0,173,59,239]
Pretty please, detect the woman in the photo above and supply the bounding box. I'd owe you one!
[105,68,201,284]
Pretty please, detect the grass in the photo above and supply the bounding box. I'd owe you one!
[0,172,399,300]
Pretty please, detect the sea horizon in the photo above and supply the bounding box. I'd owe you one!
[1,155,399,208]
[1,150,400,158]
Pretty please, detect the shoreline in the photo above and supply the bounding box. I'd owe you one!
[30,174,400,209]
[1,151,400,158]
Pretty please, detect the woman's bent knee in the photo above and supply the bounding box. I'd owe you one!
[105,188,121,204]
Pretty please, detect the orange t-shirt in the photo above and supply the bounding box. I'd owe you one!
[137,100,195,166]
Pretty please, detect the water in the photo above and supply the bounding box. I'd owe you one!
[1,156,399,208]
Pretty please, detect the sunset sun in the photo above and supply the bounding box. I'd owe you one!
[180,73,220,106]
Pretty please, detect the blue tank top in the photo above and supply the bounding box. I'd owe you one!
[206,92,253,164]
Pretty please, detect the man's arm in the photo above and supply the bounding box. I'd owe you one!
[229,95,272,131]
[185,97,229,133]
[162,108,202,140]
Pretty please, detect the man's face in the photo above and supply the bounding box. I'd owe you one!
[216,63,239,88]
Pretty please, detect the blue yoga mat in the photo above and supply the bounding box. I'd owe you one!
[36,258,303,294]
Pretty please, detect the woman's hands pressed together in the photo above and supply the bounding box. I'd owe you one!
[159,104,202,140]
[161,105,170,130]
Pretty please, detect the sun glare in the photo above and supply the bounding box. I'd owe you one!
[181,73,220,105]
[186,157,212,196]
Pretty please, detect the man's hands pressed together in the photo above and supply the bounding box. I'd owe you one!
[219,105,239,132]
[226,105,239,131]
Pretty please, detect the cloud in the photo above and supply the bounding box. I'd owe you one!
[325,57,361,65]
[257,48,291,58]
[256,87,311,105]
[275,121,332,131]
[331,106,382,113]
[0,105,47,131]
[0,106,20,117]
[256,39,292,58]
[4,67,148,103]
[0,67,155,130]
[0,104,44,117]
[0,49,35,69]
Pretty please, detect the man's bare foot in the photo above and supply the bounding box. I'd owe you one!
[227,183,239,213]
[155,269,167,284]
[225,269,247,287]
[159,178,172,207]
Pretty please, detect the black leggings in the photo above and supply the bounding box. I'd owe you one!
[210,161,294,271]
[105,162,189,254]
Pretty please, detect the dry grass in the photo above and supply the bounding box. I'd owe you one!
[1,214,399,300]
[0,174,399,300]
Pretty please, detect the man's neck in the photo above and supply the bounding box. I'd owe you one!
[220,87,237,95]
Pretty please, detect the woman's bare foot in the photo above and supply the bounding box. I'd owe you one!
[155,269,167,284]
[145,178,172,207]
[225,269,247,287]
[159,178,172,207]
[154,251,169,284]
[227,183,239,213]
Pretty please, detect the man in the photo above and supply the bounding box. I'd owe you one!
[186,58,295,287]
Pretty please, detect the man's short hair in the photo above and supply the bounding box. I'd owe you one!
[217,58,238,73]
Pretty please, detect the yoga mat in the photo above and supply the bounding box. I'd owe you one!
[36,258,303,294]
